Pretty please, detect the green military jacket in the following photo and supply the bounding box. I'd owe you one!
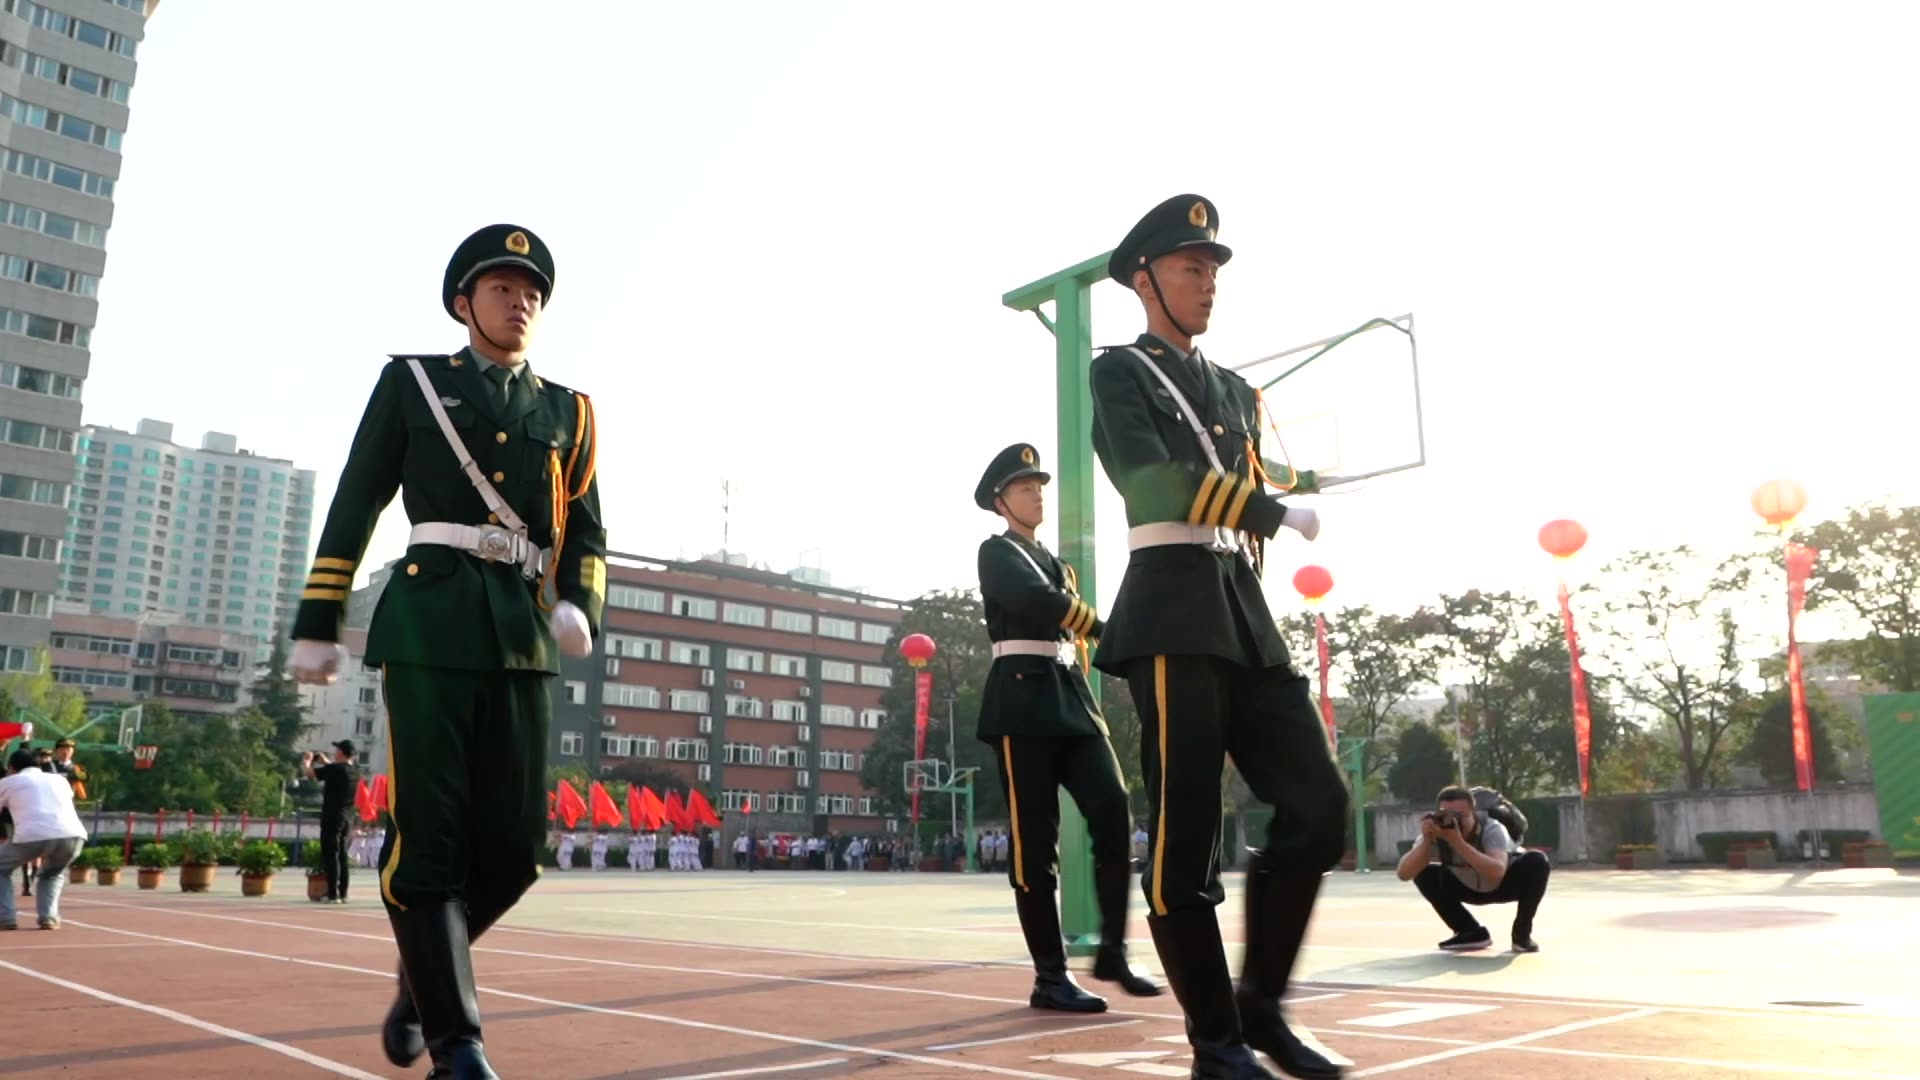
[974,531,1106,741]
[292,347,608,674]
[1088,333,1297,675]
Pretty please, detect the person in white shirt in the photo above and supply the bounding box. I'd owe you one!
[556,830,577,870]
[0,749,88,930]
[590,831,609,872]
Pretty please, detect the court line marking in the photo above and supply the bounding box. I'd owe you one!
[1351,1008,1662,1076]
[0,957,385,1079]
[658,1058,848,1080]
[1511,1043,1920,1079]
[929,1020,1142,1051]
[1293,981,1918,1025]
[61,920,1073,1080]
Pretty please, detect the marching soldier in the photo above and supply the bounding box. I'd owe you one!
[973,444,1161,1013]
[1089,195,1348,1080]
[290,223,606,1080]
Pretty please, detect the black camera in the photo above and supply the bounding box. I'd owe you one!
[1424,809,1460,830]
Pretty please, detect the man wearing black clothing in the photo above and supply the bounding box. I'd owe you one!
[303,740,360,904]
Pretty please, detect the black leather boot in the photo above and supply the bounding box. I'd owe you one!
[1237,854,1345,1079]
[388,901,499,1079]
[1147,907,1276,1080]
[1090,863,1162,996]
[1013,889,1107,1013]
[384,897,514,1067]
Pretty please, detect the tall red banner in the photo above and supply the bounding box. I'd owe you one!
[1785,543,1820,792]
[1314,615,1337,752]
[912,669,933,826]
[1556,582,1594,796]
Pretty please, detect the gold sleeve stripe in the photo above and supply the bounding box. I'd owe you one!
[302,587,348,602]
[1187,471,1222,526]
[1073,604,1099,637]
[306,571,352,587]
[1222,475,1259,532]
[583,554,606,601]
[1060,598,1088,634]
[312,557,355,572]
[1201,473,1242,528]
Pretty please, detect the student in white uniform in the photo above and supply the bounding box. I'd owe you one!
[590,830,609,872]
[627,831,645,871]
[556,830,577,870]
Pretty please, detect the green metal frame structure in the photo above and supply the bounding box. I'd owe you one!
[1000,251,1113,956]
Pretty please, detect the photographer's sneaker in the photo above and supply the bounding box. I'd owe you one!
[1511,933,1540,953]
[1438,928,1491,951]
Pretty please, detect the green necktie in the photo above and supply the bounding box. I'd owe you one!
[484,363,513,405]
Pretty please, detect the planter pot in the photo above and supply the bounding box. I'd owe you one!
[137,868,165,890]
[241,873,273,897]
[69,865,91,885]
[1617,850,1660,870]
[1743,848,1778,869]
[179,863,218,893]
[96,868,122,886]
[308,874,331,901]
[1845,843,1894,869]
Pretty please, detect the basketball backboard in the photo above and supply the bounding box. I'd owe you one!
[1232,314,1425,490]
[903,758,950,794]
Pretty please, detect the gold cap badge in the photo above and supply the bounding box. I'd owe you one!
[1189,201,1209,228]
[505,231,531,255]
[1020,447,1036,465]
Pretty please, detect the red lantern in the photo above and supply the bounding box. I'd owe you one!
[1750,479,1807,528]
[1291,565,1333,604]
[900,632,937,669]
[1538,519,1588,560]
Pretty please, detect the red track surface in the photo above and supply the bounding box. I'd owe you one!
[4,889,1914,1079]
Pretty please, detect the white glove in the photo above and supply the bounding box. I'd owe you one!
[552,600,593,659]
[291,640,349,685]
[1283,507,1321,542]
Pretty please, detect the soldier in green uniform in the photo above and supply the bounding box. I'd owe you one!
[974,444,1161,1013]
[291,223,606,1080]
[1089,195,1348,1080]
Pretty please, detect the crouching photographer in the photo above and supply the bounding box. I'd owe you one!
[1395,786,1548,953]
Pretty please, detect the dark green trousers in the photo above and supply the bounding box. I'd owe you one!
[989,734,1135,893]
[376,664,550,913]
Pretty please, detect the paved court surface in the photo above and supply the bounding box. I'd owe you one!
[5,863,1915,1078]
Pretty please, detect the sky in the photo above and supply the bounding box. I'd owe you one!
[81,2,1919,643]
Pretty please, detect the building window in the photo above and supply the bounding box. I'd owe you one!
[0,588,51,617]
[559,731,584,756]
[820,660,856,683]
[772,699,807,723]
[859,665,893,688]
[0,253,98,297]
[859,797,876,816]
[0,305,89,348]
[722,602,766,627]
[0,92,122,150]
[725,694,764,718]
[0,530,58,561]
[820,705,855,728]
[0,645,39,672]
[725,648,764,672]
[0,419,77,452]
[564,680,586,705]
[602,684,662,709]
[666,737,708,761]
[0,473,66,506]
[669,689,710,713]
[607,585,665,612]
[818,617,857,640]
[1,360,83,399]
[0,147,115,199]
[771,609,813,634]
[0,196,106,247]
[607,634,663,660]
[770,653,807,678]
[669,642,710,666]
[860,708,886,729]
[860,622,894,645]
[672,595,717,620]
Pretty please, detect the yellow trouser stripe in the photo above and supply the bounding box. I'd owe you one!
[1187,472,1221,525]
[1002,736,1026,892]
[378,664,407,912]
[1151,656,1170,916]
[312,557,355,572]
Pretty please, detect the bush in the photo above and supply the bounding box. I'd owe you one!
[83,847,125,871]
[1799,828,1870,848]
[133,843,175,869]
[303,840,326,876]
[235,840,287,876]
[173,829,222,867]
[1696,831,1779,862]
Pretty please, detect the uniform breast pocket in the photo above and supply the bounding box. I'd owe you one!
[1145,386,1197,443]
[520,413,576,473]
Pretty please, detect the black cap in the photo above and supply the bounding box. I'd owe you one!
[442,224,555,322]
[974,443,1051,511]
[333,739,356,758]
[53,737,74,749]
[1108,194,1232,288]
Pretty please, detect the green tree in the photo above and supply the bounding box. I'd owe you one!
[1800,502,1920,692]
[0,648,88,735]
[1284,606,1446,796]
[83,703,294,814]
[1589,547,1758,791]
[1736,690,1843,787]
[1387,722,1458,803]
[250,636,312,754]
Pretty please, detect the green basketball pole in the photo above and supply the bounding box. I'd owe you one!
[1002,252,1114,957]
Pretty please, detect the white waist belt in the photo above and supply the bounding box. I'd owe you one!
[410,522,550,580]
[993,640,1077,665]
[1128,522,1241,553]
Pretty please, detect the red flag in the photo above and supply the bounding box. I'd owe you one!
[1785,543,1820,792]
[1314,614,1337,753]
[355,779,376,823]
[554,779,587,829]
[663,790,689,832]
[1557,581,1595,796]
[687,789,723,828]
[588,782,623,829]
[912,669,933,826]
[624,785,644,830]
[639,786,668,829]
[371,774,389,813]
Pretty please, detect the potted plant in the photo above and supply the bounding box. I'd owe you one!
[176,828,222,892]
[68,852,93,885]
[236,840,287,897]
[1615,843,1661,870]
[91,847,125,886]
[134,842,174,889]
[304,840,330,901]
[1845,840,1895,869]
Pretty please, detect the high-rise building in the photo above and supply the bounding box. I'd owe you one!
[0,0,156,675]
[59,418,316,660]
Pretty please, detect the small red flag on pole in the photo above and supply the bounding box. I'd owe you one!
[1786,543,1820,792]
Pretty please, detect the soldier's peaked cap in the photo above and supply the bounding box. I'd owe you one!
[975,443,1050,512]
[443,224,556,322]
[1107,194,1232,287]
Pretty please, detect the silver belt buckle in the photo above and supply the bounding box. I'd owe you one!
[1055,641,1077,666]
[475,525,520,564]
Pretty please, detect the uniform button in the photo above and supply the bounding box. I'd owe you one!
[406,564,418,576]
[496,432,508,444]
[549,439,559,448]
[488,513,500,525]
[1212,424,1225,436]
[492,471,505,483]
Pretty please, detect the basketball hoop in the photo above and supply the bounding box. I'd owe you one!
[133,745,159,770]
